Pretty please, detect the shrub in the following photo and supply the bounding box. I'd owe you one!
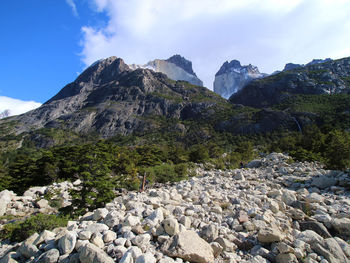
[0,214,68,242]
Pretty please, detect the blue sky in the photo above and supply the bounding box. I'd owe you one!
[0,1,107,103]
[1,0,350,115]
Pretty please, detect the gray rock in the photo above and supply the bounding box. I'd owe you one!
[36,199,50,209]
[17,243,39,258]
[297,230,324,244]
[135,252,156,263]
[332,218,350,237]
[162,230,214,263]
[33,230,56,246]
[93,208,109,221]
[275,253,298,263]
[119,252,134,263]
[299,221,332,238]
[257,227,284,243]
[131,234,152,247]
[0,252,18,263]
[85,223,109,233]
[311,175,337,189]
[78,230,92,240]
[58,231,76,255]
[312,238,348,263]
[36,248,60,263]
[103,230,117,243]
[78,243,114,263]
[201,225,218,242]
[162,218,179,236]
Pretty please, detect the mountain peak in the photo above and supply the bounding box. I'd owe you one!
[166,54,196,76]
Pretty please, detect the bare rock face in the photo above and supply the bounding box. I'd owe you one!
[161,230,214,263]
[214,60,267,99]
[130,55,203,86]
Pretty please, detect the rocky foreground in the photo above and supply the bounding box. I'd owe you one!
[1,153,350,263]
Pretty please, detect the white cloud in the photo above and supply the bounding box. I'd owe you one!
[0,96,41,117]
[66,0,79,17]
[81,0,350,89]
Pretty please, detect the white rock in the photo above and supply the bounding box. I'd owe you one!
[135,252,157,263]
[162,218,179,236]
[78,230,92,240]
[58,231,76,255]
[103,230,117,243]
[93,208,109,221]
[78,243,114,263]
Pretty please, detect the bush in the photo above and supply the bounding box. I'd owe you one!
[145,163,188,184]
[189,145,209,163]
[0,214,68,242]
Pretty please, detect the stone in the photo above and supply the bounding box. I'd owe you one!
[305,193,324,203]
[119,252,134,263]
[179,216,191,229]
[162,218,179,236]
[0,252,18,263]
[334,237,350,258]
[124,215,141,227]
[210,242,223,258]
[93,208,109,221]
[311,175,337,189]
[159,256,175,263]
[214,237,235,252]
[297,230,324,244]
[36,199,50,209]
[58,231,76,255]
[162,230,214,263]
[128,246,143,260]
[103,230,117,243]
[312,238,348,263]
[132,234,152,247]
[332,218,350,237]
[17,243,39,258]
[237,210,249,223]
[275,253,298,263]
[132,225,145,235]
[33,230,56,246]
[85,223,109,233]
[78,243,114,263]
[299,221,332,238]
[135,252,157,263]
[147,208,164,225]
[36,248,60,263]
[91,233,104,248]
[257,227,284,243]
[201,225,218,242]
[78,230,92,240]
[282,190,296,206]
[0,190,14,216]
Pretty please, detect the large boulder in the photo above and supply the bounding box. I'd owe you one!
[332,218,350,237]
[0,190,14,216]
[258,227,284,243]
[78,243,114,263]
[162,230,214,263]
[58,231,76,255]
[311,175,337,189]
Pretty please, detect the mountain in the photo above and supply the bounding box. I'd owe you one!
[230,57,350,108]
[213,60,267,99]
[129,55,203,86]
[0,56,311,150]
[283,58,332,71]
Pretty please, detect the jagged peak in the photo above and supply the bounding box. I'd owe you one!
[165,54,196,76]
[216,59,261,76]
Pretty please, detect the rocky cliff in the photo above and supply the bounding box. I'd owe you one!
[230,57,350,108]
[1,56,218,140]
[130,55,203,86]
[1,153,350,263]
[214,60,267,99]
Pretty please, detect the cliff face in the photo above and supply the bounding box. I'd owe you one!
[230,57,350,108]
[130,55,203,87]
[214,60,267,99]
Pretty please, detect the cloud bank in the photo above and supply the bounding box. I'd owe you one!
[80,0,350,89]
[0,96,41,118]
[66,0,78,17]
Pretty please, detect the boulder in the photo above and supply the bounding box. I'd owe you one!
[135,252,157,263]
[162,218,179,236]
[78,243,114,263]
[257,227,284,243]
[311,175,337,189]
[201,225,218,242]
[85,223,109,233]
[162,230,214,263]
[17,243,39,258]
[275,253,298,263]
[36,248,60,263]
[311,238,348,263]
[93,208,109,221]
[299,221,331,238]
[58,231,76,255]
[332,218,350,237]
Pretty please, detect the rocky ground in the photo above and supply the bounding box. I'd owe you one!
[1,153,350,263]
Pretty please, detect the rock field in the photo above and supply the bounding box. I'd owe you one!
[1,152,350,263]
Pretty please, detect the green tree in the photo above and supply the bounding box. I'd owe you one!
[67,144,116,216]
[324,130,350,170]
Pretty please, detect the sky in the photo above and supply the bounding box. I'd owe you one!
[1,0,350,115]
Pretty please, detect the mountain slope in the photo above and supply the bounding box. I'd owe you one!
[230,57,350,108]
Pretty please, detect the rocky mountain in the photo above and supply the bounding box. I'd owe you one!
[283,58,332,71]
[129,55,203,86]
[0,109,10,119]
[1,56,219,141]
[230,56,350,108]
[1,153,350,263]
[214,60,267,99]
